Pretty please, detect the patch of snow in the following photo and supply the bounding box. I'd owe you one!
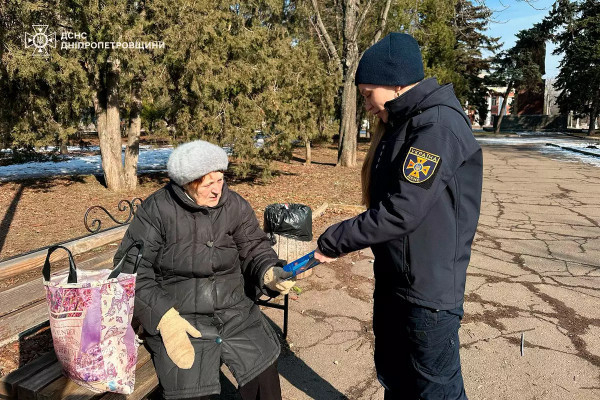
[0,146,174,181]
[476,135,600,167]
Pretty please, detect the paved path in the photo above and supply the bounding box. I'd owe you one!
[259,144,599,400]
[461,145,600,400]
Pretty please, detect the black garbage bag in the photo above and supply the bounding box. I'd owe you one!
[264,203,312,242]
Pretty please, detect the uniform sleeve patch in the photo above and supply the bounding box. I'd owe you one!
[402,147,441,189]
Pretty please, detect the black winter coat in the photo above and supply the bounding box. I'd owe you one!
[318,77,483,310]
[114,181,283,399]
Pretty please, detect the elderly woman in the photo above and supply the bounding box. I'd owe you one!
[114,140,295,400]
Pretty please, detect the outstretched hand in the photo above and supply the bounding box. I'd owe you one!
[314,249,337,263]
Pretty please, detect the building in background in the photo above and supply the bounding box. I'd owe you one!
[481,87,515,127]
[476,79,570,131]
[516,83,545,115]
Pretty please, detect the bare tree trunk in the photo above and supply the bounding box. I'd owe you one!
[124,85,142,190]
[305,138,311,165]
[97,59,125,191]
[59,140,68,155]
[338,77,358,166]
[93,86,106,141]
[588,94,599,136]
[494,82,513,134]
[337,0,359,167]
[92,91,107,164]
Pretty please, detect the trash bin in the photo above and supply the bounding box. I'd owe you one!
[264,203,313,279]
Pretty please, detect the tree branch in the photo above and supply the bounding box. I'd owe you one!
[372,0,392,43]
[309,0,343,74]
[353,0,373,42]
[358,0,392,60]
[309,16,333,63]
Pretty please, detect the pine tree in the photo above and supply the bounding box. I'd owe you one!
[64,0,159,191]
[1,0,337,183]
[1,0,163,190]
[375,0,499,121]
[490,24,546,133]
[0,1,91,153]
[452,0,500,120]
[549,0,600,135]
[148,0,337,177]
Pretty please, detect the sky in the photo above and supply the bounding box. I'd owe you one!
[484,0,561,78]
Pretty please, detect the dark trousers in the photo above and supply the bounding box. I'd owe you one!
[183,361,282,400]
[374,298,467,400]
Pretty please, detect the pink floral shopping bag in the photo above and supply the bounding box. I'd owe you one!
[42,242,143,394]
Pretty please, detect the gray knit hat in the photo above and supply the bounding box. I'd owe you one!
[167,140,229,186]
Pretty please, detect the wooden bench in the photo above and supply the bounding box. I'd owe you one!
[0,245,157,399]
[0,344,158,400]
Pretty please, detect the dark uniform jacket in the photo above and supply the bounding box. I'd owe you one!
[318,77,483,310]
[114,181,282,399]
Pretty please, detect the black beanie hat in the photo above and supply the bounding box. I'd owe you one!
[355,33,424,87]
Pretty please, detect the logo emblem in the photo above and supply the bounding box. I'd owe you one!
[402,147,440,184]
[24,25,56,57]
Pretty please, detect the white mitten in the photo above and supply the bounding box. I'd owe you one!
[263,266,296,295]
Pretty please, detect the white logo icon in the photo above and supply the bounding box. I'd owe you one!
[25,25,56,56]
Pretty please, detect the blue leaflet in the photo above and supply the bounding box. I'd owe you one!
[282,250,320,279]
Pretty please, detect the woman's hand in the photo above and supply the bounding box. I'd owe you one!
[263,266,296,295]
[157,308,202,369]
[314,249,337,263]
